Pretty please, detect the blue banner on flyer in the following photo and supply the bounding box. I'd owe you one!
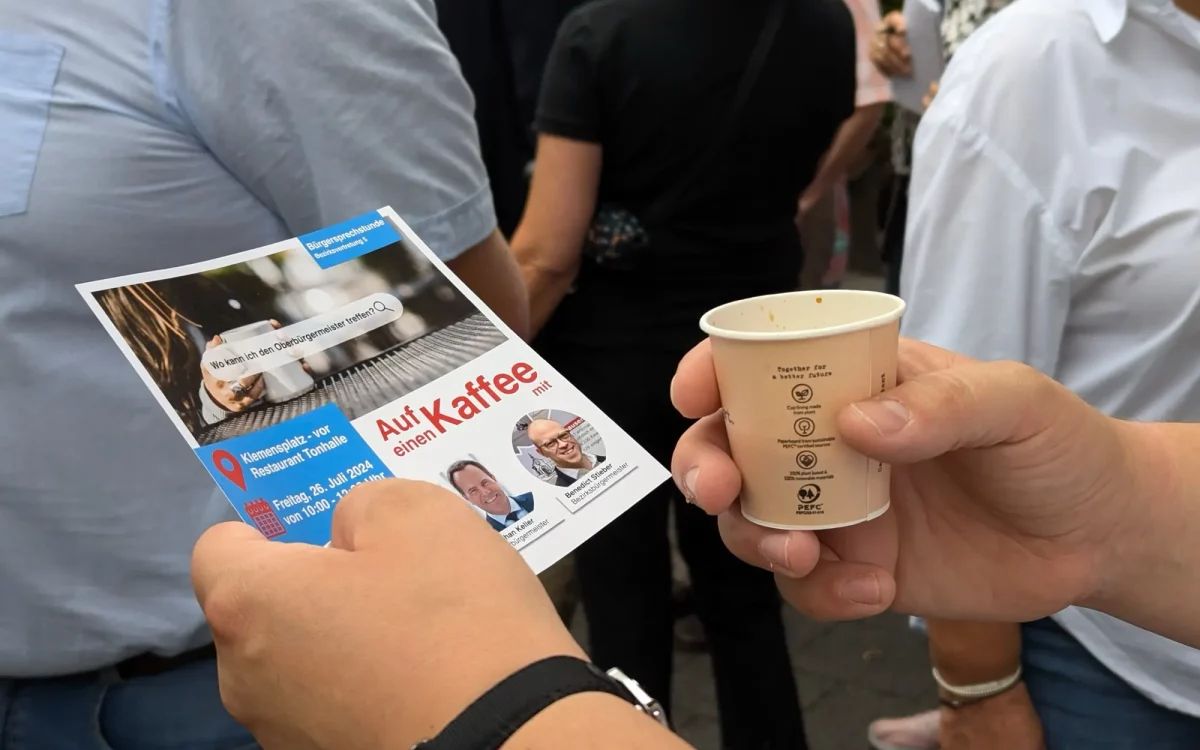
[298,210,402,269]
[194,404,392,545]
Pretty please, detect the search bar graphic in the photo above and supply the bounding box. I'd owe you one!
[201,293,404,380]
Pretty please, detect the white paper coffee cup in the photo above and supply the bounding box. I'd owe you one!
[700,290,905,530]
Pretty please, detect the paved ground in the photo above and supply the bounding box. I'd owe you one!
[572,606,936,750]
[672,610,936,750]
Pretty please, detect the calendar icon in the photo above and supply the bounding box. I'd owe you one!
[244,499,286,539]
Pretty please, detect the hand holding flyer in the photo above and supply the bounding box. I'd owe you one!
[78,207,669,572]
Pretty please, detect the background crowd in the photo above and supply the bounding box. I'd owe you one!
[1,0,1197,748]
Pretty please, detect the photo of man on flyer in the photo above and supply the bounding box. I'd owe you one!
[512,410,607,488]
[446,459,536,531]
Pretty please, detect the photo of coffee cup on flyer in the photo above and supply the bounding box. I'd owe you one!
[91,236,505,445]
[212,319,316,405]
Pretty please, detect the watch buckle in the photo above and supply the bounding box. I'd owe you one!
[605,667,670,727]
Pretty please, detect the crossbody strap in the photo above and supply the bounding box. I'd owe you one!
[644,0,787,226]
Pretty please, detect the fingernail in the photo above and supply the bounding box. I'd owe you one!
[682,467,699,503]
[839,575,882,606]
[850,399,911,435]
[758,533,795,576]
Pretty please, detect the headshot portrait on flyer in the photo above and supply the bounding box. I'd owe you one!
[444,456,536,532]
[511,410,607,488]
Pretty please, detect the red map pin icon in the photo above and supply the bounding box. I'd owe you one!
[212,450,247,492]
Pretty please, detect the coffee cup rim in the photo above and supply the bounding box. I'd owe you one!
[700,290,905,342]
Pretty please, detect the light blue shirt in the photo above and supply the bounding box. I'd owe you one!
[0,0,495,677]
[903,0,1200,718]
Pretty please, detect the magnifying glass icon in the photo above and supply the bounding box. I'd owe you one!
[373,301,395,313]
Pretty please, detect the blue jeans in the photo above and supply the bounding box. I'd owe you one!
[1023,618,1200,749]
[0,657,258,750]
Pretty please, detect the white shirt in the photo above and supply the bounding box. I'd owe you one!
[556,453,602,481]
[902,0,1200,716]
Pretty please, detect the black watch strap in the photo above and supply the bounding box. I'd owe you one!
[412,656,661,750]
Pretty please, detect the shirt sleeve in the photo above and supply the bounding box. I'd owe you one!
[534,10,604,144]
[163,0,495,262]
[900,108,1074,375]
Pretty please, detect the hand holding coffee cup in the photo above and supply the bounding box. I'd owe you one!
[672,338,1137,625]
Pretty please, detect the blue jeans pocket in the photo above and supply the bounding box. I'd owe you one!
[0,32,64,218]
[1023,618,1200,749]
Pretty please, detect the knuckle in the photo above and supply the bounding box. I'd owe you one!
[993,359,1037,381]
[716,512,755,560]
[336,478,451,526]
[1005,361,1069,432]
[922,367,980,414]
[990,359,1052,401]
[776,581,838,622]
[340,476,398,507]
[1017,362,1055,397]
[202,580,251,644]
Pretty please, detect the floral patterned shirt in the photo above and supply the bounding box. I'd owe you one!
[891,0,1013,175]
[941,0,1013,61]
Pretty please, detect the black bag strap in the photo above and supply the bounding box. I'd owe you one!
[644,0,787,226]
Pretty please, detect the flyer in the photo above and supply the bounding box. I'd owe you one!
[77,207,668,573]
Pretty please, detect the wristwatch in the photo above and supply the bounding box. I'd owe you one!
[412,656,669,750]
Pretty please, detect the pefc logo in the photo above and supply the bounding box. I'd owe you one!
[797,484,822,505]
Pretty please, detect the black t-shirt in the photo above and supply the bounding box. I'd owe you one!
[534,0,855,350]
